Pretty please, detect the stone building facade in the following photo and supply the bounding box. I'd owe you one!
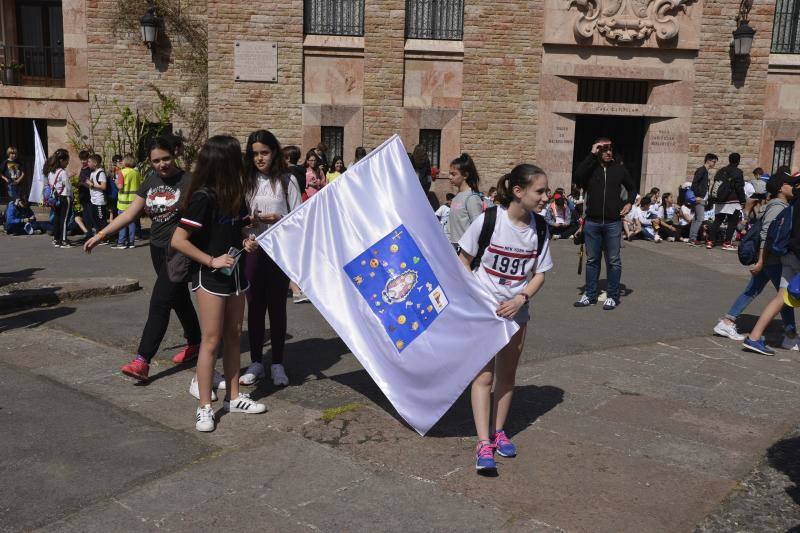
[1,0,799,197]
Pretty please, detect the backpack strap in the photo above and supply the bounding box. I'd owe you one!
[470,206,497,270]
[533,212,547,258]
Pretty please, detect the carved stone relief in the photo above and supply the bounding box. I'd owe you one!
[567,0,694,43]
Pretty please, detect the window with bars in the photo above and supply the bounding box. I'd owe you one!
[304,0,364,36]
[419,129,441,169]
[772,0,800,54]
[405,0,463,40]
[773,141,795,174]
[321,126,344,162]
[577,79,649,104]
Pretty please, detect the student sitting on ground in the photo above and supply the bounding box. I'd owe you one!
[544,191,577,239]
[623,194,642,241]
[634,195,661,242]
[4,197,52,235]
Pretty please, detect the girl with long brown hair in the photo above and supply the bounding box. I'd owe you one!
[170,135,265,432]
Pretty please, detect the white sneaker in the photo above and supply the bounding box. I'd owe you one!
[781,335,800,351]
[239,361,265,385]
[667,237,676,242]
[713,319,746,341]
[271,363,289,386]
[190,375,218,402]
[224,393,267,414]
[293,292,310,304]
[213,369,226,390]
[195,404,215,432]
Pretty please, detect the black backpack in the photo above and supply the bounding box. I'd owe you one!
[709,167,732,204]
[469,206,547,270]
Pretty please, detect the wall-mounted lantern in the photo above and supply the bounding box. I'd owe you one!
[732,0,755,58]
[140,7,160,49]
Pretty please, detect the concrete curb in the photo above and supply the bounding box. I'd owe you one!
[0,277,140,312]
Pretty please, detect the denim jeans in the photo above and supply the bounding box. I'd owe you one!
[584,219,623,301]
[117,208,136,245]
[725,263,795,330]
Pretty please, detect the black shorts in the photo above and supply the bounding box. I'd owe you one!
[191,263,249,296]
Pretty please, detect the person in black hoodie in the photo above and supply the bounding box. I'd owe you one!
[688,153,718,245]
[573,137,637,310]
[706,153,746,250]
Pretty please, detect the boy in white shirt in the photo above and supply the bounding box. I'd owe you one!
[87,154,109,238]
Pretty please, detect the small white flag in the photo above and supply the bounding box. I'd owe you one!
[28,122,46,204]
[257,136,518,435]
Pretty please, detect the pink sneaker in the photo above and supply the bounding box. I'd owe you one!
[172,343,200,364]
[121,357,149,382]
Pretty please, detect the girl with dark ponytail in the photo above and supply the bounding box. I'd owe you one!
[448,153,483,249]
[456,163,553,473]
[84,137,207,396]
[45,148,72,247]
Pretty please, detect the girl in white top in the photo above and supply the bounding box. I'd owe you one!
[241,130,302,388]
[44,148,73,247]
[457,163,553,472]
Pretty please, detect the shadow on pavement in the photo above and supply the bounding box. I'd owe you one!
[576,280,633,299]
[0,267,43,287]
[248,336,351,402]
[329,365,564,438]
[0,305,75,334]
[768,435,800,505]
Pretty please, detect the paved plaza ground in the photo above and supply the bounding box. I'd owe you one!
[3,232,800,532]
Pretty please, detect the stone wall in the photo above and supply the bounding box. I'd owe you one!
[460,0,542,189]
[206,0,304,146]
[686,1,774,175]
[85,0,206,160]
[362,0,405,150]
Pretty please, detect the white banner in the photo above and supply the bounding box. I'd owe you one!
[28,122,46,204]
[257,136,518,435]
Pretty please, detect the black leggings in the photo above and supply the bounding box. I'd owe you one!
[52,196,71,243]
[708,211,741,244]
[244,247,290,365]
[137,245,202,362]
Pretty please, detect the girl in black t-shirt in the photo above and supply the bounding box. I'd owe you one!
[171,135,265,432]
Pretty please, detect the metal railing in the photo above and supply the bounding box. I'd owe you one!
[405,0,463,40]
[0,44,65,87]
[773,141,795,174]
[304,0,364,36]
[772,0,800,54]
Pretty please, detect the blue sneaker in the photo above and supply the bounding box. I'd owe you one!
[492,429,517,457]
[475,440,496,471]
[742,336,775,356]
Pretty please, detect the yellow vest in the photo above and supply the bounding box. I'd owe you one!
[118,167,142,210]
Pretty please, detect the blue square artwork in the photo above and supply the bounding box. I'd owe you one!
[344,225,449,353]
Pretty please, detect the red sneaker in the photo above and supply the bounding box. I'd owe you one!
[172,343,200,364]
[121,357,149,381]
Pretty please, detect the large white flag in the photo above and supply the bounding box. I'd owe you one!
[28,122,46,204]
[258,136,518,435]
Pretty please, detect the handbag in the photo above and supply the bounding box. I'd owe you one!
[166,243,193,283]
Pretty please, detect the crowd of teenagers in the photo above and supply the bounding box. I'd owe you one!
[26,131,550,475]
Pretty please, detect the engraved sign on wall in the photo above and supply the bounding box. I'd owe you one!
[234,41,278,83]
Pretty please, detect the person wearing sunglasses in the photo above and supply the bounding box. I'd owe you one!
[573,138,637,311]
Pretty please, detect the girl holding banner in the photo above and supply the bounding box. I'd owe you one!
[457,164,553,473]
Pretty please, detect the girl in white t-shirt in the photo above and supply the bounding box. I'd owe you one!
[457,164,553,473]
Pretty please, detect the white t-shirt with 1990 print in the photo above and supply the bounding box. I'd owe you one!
[458,206,553,304]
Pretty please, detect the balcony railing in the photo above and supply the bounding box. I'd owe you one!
[405,0,463,40]
[0,44,65,87]
[772,0,800,54]
[304,0,364,36]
